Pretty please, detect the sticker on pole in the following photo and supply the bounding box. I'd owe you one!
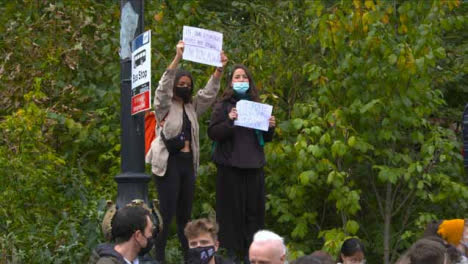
[182,26,223,67]
[131,30,151,115]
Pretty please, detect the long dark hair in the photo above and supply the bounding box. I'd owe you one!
[220,64,260,102]
[338,238,365,262]
[173,69,194,103]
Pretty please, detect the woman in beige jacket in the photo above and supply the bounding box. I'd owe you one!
[146,41,228,263]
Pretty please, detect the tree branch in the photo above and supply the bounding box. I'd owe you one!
[369,167,385,219]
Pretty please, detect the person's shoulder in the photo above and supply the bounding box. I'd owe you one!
[215,255,235,264]
[89,243,125,264]
[96,256,124,264]
[213,99,229,109]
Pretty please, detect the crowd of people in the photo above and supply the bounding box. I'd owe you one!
[90,208,468,264]
[91,41,468,264]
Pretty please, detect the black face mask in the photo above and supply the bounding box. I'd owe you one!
[175,86,191,103]
[187,246,216,264]
[138,235,154,256]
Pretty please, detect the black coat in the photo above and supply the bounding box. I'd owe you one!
[208,97,274,169]
[215,255,234,264]
[88,243,126,264]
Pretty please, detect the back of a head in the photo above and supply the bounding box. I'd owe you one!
[291,255,321,264]
[408,238,447,264]
[419,235,460,263]
[111,206,149,244]
[338,238,365,262]
[310,251,335,264]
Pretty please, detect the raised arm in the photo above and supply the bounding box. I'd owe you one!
[193,51,228,116]
[153,41,183,122]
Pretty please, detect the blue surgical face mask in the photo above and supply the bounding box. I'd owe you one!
[232,82,249,95]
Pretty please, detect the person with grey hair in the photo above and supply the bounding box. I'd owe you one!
[249,230,286,264]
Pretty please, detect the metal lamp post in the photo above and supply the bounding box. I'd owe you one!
[116,0,149,211]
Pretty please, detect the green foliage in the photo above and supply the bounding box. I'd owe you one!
[1,0,467,263]
[0,1,121,263]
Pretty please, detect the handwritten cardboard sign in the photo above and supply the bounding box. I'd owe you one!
[182,26,223,67]
[234,100,273,131]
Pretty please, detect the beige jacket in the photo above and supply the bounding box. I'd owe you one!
[145,69,220,176]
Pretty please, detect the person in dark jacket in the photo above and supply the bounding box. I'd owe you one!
[89,206,154,264]
[89,243,126,264]
[208,64,276,263]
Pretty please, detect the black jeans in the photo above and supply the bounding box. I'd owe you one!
[154,152,195,263]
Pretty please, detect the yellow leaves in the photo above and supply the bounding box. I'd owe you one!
[386,6,393,15]
[405,49,416,74]
[397,53,406,69]
[364,0,376,11]
[362,12,369,33]
[354,0,376,11]
[442,0,460,10]
[399,14,408,24]
[381,13,389,24]
[328,20,340,34]
[353,0,361,9]
[154,12,163,22]
[400,24,408,34]
[395,45,416,74]
[319,76,328,85]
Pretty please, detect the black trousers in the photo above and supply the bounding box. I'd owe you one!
[154,152,195,263]
[215,164,265,260]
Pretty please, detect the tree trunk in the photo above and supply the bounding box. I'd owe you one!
[383,182,392,264]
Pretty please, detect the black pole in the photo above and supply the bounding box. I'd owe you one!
[116,0,150,209]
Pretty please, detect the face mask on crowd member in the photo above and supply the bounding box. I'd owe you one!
[231,68,249,95]
[174,71,193,103]
[185,219,220,264]
[187,245,216,264]
[135,215,154,256]
[138,224,155,256]
[232,82,249,95]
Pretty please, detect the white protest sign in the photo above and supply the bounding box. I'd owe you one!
[234,100,273,132]
[182,26,223,67]
[131,30,151,115]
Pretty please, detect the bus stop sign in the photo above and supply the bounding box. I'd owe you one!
[131,30,151,115]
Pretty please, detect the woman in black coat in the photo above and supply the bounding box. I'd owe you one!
[208,64,276,263]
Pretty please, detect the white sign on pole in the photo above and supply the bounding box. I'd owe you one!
[234,100,273,132]
[131,30,151,115]
[182,26,223,67]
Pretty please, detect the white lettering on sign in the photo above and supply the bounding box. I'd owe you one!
[182,26,223,67]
